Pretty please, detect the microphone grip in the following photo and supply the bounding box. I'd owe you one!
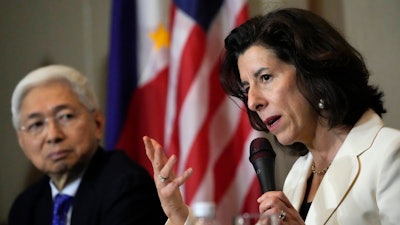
[252,157,276,193]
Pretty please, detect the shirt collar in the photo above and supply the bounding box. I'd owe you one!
[50,175,82,199]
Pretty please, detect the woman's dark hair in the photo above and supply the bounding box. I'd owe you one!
[220,8,386,155]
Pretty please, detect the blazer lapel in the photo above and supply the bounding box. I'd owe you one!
[283,154,312,209]
[306,110,383,225]
[305,155,359,225]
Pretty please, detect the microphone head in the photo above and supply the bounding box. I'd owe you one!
[249,137,276,163]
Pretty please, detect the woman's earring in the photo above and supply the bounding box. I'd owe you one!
[318,99,325,109]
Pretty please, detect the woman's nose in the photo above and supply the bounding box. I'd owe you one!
[247,86,267,112]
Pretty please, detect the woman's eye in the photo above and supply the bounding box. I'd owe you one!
[261,74,271,82]
[240,85,249,96]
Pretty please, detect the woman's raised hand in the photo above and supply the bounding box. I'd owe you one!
[143,136,193,225]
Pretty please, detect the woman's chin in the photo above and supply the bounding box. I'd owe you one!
[275,135,295,146]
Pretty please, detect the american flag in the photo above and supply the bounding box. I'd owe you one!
[106,0,265,224]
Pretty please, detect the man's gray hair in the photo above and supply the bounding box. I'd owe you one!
[11,64,99,130]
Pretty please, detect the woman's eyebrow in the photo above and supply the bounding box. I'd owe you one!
[240,67,269,87]
[254,67,268,78]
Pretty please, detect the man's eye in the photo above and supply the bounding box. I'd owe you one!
[27,121,45,131]
[58,113,75,122]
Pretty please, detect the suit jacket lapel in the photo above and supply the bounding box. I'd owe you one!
[284,110,384,225]
[306,110,383,225]
[305,155,359,224]
[71,148,104,225]
[284,154,312,209]
[284,153,361,225]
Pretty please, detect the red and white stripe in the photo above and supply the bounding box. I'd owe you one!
[126,1,264,224]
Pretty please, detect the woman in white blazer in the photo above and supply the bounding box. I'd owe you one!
[143,8,400,225]
[283,109,400,225]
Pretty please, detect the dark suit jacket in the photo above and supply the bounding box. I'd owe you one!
[8,147,167,225]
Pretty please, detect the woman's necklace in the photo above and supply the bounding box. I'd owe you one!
[311,161,331,176]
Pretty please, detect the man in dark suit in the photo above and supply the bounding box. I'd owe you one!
[8,64,167,225]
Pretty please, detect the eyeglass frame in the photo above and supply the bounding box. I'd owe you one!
[18,107,90,137]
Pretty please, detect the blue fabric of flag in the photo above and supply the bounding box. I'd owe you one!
[105,0,137,149]
[174,0,224,31]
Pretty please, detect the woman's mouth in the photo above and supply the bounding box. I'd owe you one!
[265,115,281,130]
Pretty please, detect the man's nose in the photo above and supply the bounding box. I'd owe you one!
[44,119,65,143]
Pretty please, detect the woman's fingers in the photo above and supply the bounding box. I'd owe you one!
[143,136,192,225]
[143,136,167,170]
[154,146,171,176]
[257,191,292,208]
[159,168,192,195]
[173,167,193,186]
[257,191,305,225]
[143,136,156,162]
[143,136,191,186]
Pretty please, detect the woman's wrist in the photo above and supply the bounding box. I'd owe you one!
[168,204,190,225]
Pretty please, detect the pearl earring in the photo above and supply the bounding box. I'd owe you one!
[318,99,325,109]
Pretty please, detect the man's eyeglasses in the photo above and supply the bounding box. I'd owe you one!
[18,109,84,137]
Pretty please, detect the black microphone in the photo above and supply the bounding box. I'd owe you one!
[249,137,276,193]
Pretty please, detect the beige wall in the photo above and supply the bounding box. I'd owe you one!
[0,0,399,223]
[0,1,110,223]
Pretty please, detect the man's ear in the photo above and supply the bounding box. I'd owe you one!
[93,110,105,139]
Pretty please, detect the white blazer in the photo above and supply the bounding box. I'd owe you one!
[284,109,400,225]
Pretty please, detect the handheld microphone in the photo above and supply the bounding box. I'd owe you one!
[249,137,276,193]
